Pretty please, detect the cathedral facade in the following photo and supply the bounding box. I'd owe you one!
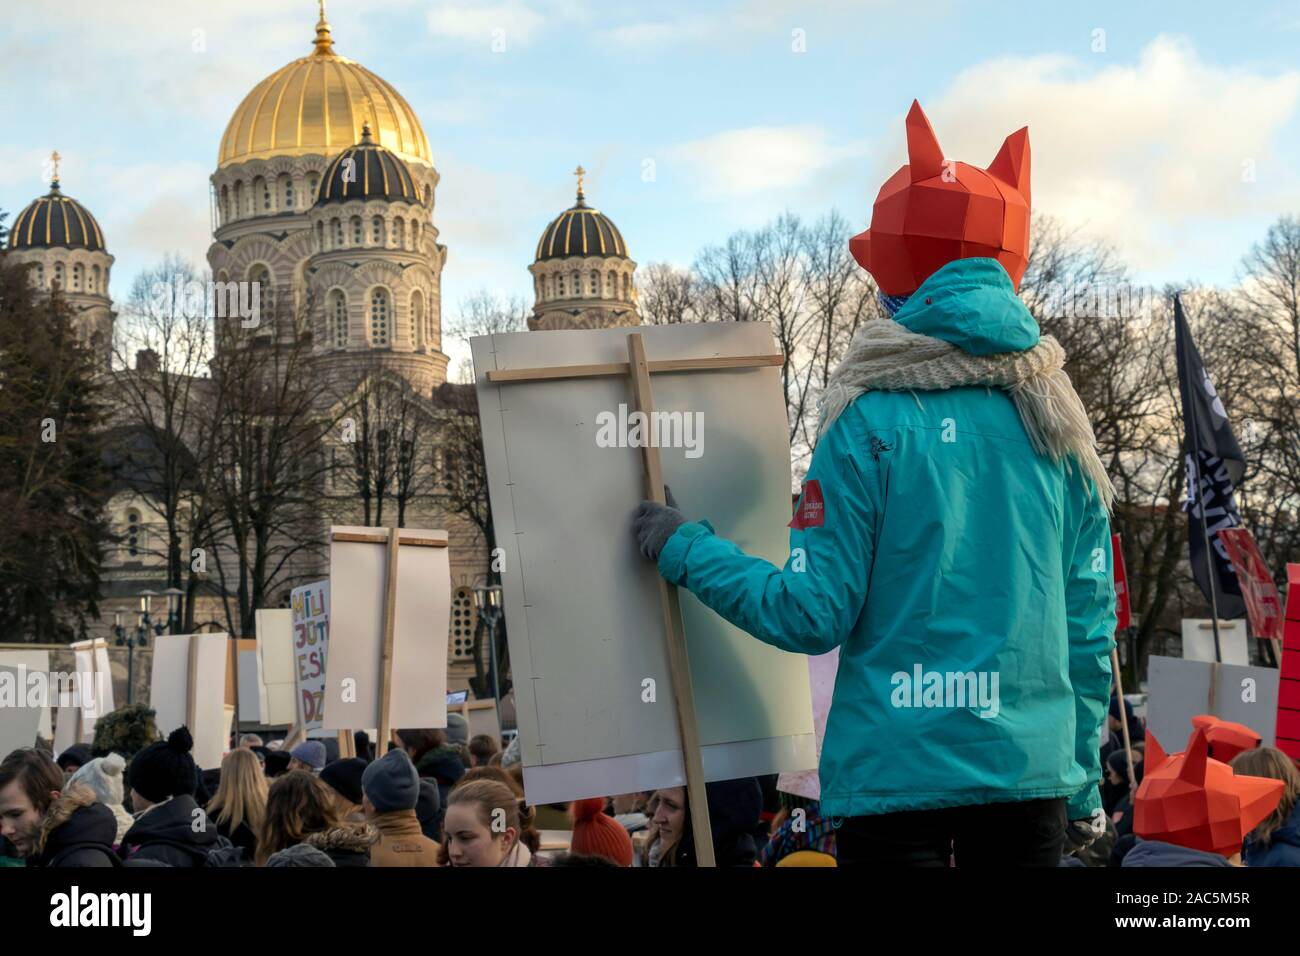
[7,4,641,670]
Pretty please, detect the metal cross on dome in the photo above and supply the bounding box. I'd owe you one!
[574,164,586,201]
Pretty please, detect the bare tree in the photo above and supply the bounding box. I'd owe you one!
[637,262,699,325]
[110,254,215,629]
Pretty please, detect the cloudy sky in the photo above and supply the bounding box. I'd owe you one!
[4,0,1299,347]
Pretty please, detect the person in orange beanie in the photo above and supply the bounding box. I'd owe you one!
[568,798,633,867]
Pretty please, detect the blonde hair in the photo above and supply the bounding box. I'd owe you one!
[1231,747,1300,846]
[207,748,268,840]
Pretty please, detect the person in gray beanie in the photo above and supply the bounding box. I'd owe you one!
[362,749,440,866]
[266,843,336,867]
[288,741,327,774]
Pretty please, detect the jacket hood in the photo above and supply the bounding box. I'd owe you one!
[893,257,1039,357]
[38,785,117,858]
[303,822,379,855]
[1121,839,1232,867]
[415,747,466,785]
[122,795,219,854]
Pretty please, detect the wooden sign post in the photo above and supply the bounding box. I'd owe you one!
[327,527,449,762]
[484,331,784,868]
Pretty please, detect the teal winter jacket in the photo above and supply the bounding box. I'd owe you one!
[657,257,1116,821]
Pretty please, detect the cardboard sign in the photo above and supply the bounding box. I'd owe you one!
[1146,655,1279,750]
[1181,619,1249,666]
[0,665,43,755]
[255,609,296,726]
[149,633,230,770]
[0,650,52,742]
[1111,533,1131,631]
[777,647,840,801]
[1219,528,1282,640]
[322,528,451,731]
[290,583,330,732]
[472,321,816,805]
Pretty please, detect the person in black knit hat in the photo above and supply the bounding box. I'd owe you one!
[119,727,230,867]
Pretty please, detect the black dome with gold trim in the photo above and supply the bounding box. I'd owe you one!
[534,177,627,262]
[315,124,420,207]
[8,179,106,252]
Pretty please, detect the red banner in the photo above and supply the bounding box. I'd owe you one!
[1218,528,1282,640]
[1111,532,1131,631]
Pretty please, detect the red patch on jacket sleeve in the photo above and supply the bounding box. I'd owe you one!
[788,479,825,529]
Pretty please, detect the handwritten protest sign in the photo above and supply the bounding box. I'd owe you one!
[290,581,330,733]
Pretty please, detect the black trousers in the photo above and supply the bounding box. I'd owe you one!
[834,797,1067,867]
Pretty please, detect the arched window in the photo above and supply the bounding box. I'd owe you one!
[389,219,400,247]
[351,216,363,245]
[279,174,294,211]
[411,290,424,347]
[34,264,44,288]
[557,274,565,296]
[254,177,271,212]
[126,509,143,557]
[249,265,273,317]
[329,289,348,348]
[607,271,615,296]
[53,262,65,289]
[369,288,390,346]
[590,271,599,295]
[622,273,630,300]
[220,185,230,223]
[316,221,324,250]
[372,216,384,244]
[234,182,243,218]
[332,218,344,248]
[71,263,83,292]
[89,265,99,293]
[307,174,320,201]
[571,272,580,297]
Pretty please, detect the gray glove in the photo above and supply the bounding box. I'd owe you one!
[632,486,686,562]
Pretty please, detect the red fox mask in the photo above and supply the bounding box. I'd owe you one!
[1190,713,1263,763]
[1133,725,1284,858]
[850,100,1031,297]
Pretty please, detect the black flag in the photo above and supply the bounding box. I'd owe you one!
[1174,294,1246,620]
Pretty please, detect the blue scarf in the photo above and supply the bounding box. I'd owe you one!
[878,291,911,317]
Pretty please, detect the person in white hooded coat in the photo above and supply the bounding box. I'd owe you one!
[68,753,133,847]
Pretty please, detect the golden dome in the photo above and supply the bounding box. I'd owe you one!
[217,4,431,169]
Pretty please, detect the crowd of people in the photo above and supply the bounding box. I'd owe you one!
[2,698,1298,868]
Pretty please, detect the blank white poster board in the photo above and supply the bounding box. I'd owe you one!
[53,703,78,758]
[149,633,229,769]
[472,321,816,805]
[1147,655,1279,747]
[778,647,840,801]
[1181,619,1249,666]
[70,638,114,742]
[0,664,44,753]
[0,650,52,742]
[323,528,451,731]
[254,609,296,725]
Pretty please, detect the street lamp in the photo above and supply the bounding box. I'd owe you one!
[115,590,163,705]
[472,584,504,737]
[162,587,184,633]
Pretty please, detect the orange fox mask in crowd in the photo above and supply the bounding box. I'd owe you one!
[1190,714,1263,764]
[850,100,1031,297]
[1133,725,1284,857]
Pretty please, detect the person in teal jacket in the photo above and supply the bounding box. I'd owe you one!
[633,105,1117,866]
[633,255,1116,866]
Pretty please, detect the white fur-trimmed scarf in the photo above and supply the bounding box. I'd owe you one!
[817,318,1115,511]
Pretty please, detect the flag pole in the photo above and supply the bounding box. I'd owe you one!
[1177,294,1223,663]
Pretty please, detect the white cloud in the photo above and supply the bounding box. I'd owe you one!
[665,126,867,198]
[914,36,1300,273]
[426,1,550,46]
